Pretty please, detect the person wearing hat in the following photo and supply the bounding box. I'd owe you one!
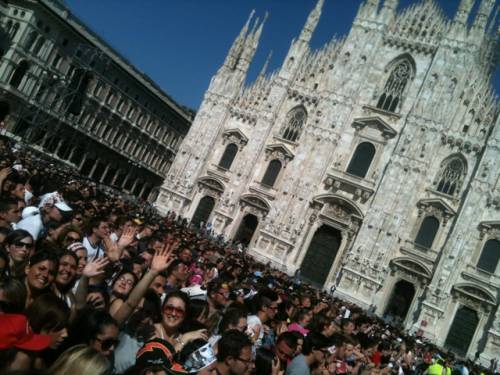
[17,191,72,241]
[0,314,52,373]
[133,338,187,374]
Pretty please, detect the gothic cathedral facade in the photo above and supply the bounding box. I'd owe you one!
[157,0,499,363]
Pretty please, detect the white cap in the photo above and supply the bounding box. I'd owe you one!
[39,192,72,212]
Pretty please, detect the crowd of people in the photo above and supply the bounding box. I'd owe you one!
[0,137,498,375]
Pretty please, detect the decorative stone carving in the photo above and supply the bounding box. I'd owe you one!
[416,198,456,225]
[156,1,499,364]
[264,144,294,165]
[222,128,249,148]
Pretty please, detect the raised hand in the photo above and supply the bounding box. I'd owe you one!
[117,226,136,249]
[150,240,177,274]
[103,236,121,262]
[83,257,109,278]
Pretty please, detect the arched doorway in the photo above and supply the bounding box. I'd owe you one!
[233,214,258,246]
[300,225,342,287]
[444,306,479,357]
[384,280,416,324]
[191,196,215,228]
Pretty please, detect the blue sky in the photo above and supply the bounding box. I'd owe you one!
[65,0,499,111]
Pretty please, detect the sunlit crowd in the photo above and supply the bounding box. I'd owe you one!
[0,139,497,375]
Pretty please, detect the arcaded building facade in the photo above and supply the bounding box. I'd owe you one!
[156,0,499,363]
[0,0,191,199]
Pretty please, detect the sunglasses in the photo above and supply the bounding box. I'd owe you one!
[94,337,120,351]
[14,241,33,249]
[66,236,81,243]
[163,305,186,317]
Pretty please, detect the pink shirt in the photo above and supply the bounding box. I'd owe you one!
[288,322,309,336]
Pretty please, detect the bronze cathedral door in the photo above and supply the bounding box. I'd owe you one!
[300,225,342,287]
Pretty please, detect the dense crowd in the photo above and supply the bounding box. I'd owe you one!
[0,138,498,375]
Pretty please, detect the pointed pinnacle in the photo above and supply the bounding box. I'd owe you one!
[259,50,273,77]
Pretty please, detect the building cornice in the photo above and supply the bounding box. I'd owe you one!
[37,0,193,125]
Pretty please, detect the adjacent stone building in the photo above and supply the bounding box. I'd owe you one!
[0,0,192,199]
[156,0,499,364]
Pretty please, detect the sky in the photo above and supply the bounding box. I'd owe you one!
[64,0,499,111]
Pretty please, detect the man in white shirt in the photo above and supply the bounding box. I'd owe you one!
[83,216,110,260]
[247,295,278,348]
[17,192,72,240]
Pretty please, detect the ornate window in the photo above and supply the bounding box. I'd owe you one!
[261,159,282,187]
[9,22,19,39]
[346,142,376,178]
[32,36,45,57]
[9,60,29,89]
[435,156,467,196]
[414,216,440,249]
[281,106,307,142]
[218,143,238,170]
[67,69,91,115]
[377,58,413,113]
[477,239,500,274]
[25,31,38,50]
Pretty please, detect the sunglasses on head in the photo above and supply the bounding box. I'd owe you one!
[14,241,33,249]
[95,337,120,351]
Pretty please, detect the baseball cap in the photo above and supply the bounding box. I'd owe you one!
[0,314,51,351]
[38,192,72,212]
[136,338,187,374]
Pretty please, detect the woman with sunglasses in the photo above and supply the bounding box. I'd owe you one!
[58,226,83,249]
[4,229,34,277]
[70,308,120,360]
[154,291,208,353]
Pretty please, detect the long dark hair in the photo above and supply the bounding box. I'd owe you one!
[27,293,70,333]
[70,308,118,346]
[255,347,276,375]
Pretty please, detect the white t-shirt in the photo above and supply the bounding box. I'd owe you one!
[83,237,105,260]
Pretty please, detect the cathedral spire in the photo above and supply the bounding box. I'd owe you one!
[238,12,268,72]
[471,0,496,35]
[356,0,380,20]
[223,9,255,70]
[453,0,474,34]
[258,50,273,79]
[379,0,399,23]
[298,0,324,44]
[486,5,498,35]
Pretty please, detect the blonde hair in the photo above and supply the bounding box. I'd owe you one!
[48,344,111,375]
